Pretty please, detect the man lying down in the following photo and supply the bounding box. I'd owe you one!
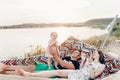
[0,49,82,74]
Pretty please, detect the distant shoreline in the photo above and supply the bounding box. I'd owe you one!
[0,26,83,29]
[0,23,84,29]
[0,17,119,29]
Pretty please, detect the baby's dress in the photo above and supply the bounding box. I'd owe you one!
[45,40,59,58]
[68,63,102,80]
[45,40,55,58]
[45,46,53,58]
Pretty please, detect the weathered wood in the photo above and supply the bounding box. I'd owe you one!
[102,71,120,80]
[0,72,120,80]
[0,74,68,80]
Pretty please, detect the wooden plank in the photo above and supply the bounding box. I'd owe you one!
[0,74,68,80]
[0,71,120,80]
[102,71,120,80]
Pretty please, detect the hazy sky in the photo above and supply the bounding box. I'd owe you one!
[0,0,120,26]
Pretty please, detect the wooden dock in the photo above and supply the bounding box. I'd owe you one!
[0,71,120,80]
[0,74,68,80]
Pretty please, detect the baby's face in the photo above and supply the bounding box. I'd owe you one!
[51,32,58,40]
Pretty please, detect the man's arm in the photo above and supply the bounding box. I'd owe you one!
[50,46,75,69]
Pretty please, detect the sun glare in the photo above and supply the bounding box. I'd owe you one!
[53,27,70,44]
[0,0,91,25]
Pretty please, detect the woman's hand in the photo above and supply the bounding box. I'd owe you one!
[80,52,86,68]
[88,53,93,64]
[81,52,86,62]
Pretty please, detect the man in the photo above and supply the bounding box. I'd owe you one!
[49,45,81,69]
[0,45,82,74]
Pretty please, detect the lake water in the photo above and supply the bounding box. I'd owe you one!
[0,27,106,60]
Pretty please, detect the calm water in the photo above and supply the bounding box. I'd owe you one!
[0,27,106,60]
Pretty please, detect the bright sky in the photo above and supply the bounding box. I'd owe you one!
[0,0,120,26]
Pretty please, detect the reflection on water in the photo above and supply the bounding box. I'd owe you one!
[0,27,106,60]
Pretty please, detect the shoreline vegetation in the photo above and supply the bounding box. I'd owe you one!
[25,25,120,58]
[1,17,120,58]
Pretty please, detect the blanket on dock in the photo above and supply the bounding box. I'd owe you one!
[0,74,68,80]
[1,37,120,79]
[0,72,120,80]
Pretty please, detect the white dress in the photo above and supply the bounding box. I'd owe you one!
[68,62,102,80]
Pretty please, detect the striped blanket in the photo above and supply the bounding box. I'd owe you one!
[1,37,120,79]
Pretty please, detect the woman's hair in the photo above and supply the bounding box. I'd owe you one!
[97,50,105,64]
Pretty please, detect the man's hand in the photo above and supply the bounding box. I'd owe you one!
[49,45,75,69]
[49,45,57,56]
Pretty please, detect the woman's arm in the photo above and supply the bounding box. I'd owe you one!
[80,52,86,68]
[89,64,105,79]
[104,51,120,61]
[88,53,105,79]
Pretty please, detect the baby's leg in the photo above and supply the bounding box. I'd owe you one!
[47,57,52,69]
[54,60,58,69]
[56,47,60,57]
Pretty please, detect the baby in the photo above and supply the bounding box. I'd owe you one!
[46,32,60,69]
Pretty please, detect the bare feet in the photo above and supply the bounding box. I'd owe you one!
[0,62,4,73]
[0,62,11,73]
[2,65,10,71]
[26,65,34,72]
[15,68,25,76]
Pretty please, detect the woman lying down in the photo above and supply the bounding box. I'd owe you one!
[15,50,105,80]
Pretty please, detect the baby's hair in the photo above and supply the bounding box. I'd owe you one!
[50,32,58,37]
[51,32,57,35]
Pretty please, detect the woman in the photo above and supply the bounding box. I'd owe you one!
[15,50,105,80]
